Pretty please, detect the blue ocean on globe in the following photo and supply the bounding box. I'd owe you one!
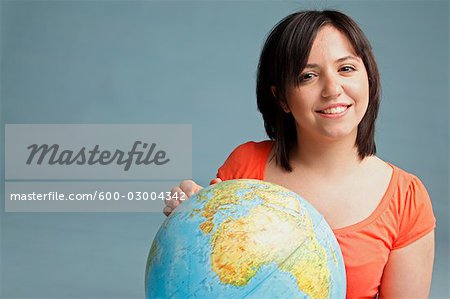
[146,179,346,298]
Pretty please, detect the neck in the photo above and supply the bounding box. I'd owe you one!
[291,129,366,177]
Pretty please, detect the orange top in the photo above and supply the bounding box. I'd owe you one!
[212,140,436,298]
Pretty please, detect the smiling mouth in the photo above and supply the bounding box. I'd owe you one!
[317,105,352,115]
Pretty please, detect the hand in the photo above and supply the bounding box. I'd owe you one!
[163,178,222,217]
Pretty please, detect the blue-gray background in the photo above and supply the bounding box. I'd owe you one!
[1,1,448,298]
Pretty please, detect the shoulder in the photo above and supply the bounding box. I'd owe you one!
[229,140,274,157]
[384,162,432,209]
[387,162,430,198]
[385,162,436,249]
[215,140,274,181]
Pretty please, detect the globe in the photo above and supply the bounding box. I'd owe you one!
[145,179,346,298]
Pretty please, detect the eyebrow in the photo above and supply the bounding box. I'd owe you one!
[304,55,360,69]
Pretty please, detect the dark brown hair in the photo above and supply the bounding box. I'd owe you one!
[256,10,381,171]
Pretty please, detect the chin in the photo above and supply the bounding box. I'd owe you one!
[320,128,357,140]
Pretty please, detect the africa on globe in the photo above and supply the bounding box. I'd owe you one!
[145,179,346,298]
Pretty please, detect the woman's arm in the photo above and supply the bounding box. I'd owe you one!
[379,230,435,298]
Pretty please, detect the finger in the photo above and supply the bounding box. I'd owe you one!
[179,180,198,197]
[178,191,188,201]
[169,186,184,199]
[211,178,223,185]
[171,186,187,203]
[166,186,183,209]
[163,206,172,217]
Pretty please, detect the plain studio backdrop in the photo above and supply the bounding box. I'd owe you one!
[1,1,449,298]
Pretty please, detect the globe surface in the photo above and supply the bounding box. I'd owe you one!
[146,179,346,298]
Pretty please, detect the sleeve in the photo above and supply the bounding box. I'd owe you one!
[209,141,265,185]
[392,175,436,249]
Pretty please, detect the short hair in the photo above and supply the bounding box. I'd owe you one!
[256,10,381,172]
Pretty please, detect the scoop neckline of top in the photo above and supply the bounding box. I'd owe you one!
[261,141,398,235]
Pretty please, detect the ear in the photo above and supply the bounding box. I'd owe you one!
[271,86,290,113]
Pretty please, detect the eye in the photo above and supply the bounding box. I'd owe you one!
[299,72,316,82]
[339,65,356,73]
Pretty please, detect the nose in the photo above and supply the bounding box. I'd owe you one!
[321,72,343,99]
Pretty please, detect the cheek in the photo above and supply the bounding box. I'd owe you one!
[359,96,370,120]
[353,81,370,117]
[348,77,369,104]
[360,84,370,108]
[286,88,316,111]
[286,97,311,118]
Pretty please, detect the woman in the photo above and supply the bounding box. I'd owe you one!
[164,10,435,298]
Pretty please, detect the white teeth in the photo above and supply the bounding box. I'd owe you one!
[321,106,347,114]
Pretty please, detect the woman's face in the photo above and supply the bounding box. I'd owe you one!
[282,25,369,142]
